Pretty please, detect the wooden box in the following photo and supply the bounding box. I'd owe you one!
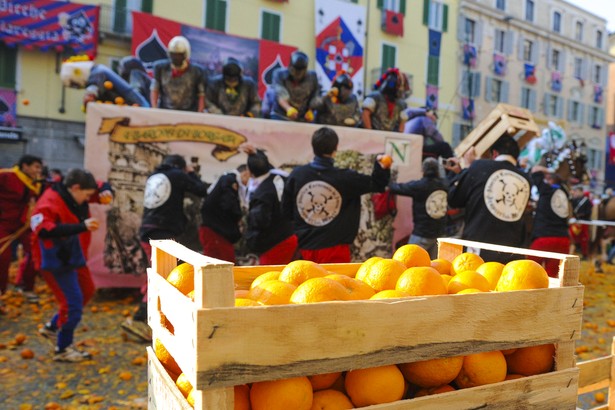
[577,338,615,410]
[454,103,540,163]
[147,238,583,409]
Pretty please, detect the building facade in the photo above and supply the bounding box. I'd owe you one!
[457,0,610,180]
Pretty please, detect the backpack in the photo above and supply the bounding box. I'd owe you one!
[371,191,397,220]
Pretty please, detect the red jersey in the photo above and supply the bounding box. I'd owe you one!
[0,166,41,229]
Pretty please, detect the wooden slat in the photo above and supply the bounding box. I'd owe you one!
[578,355,612,391]
[148,347,192,410]
[609,338,615,410]
[193,287,582,388]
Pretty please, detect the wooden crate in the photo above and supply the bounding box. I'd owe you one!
[147,238,583,409]
[454,103,540,164]
[577,338,615,410]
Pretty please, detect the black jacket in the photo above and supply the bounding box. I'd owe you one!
[530,171,570,240]
[200,172,243,243]
[282,156,390,250]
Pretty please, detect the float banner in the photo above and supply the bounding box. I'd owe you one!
[0,88,17,128]
[131,11,296,98]
[314,0,366,97]
[84,104,422,288]
[0,0,99,57]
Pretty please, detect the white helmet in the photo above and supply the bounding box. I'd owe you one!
[168,36,191,59]
[60,60,94,88]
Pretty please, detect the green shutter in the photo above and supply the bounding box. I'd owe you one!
[442,4,448,32]
[427,56,439,85]
[0,44,17,89]
[377,0,384,10]
[262,12,281,42]
[382,44,396,70]
[351,0,358,3]
[206,0,226,32]
[400,0,406,15]
[423,0,430,25]
[114,0,127,33]
[141,0,153,13]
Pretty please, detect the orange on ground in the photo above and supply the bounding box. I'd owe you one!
[414,384,456,397]
[395,266,448,296]
[504,344,555,376]
[175,373,193,398]
[311,389,354,410]
[20,348,35,359]
[358,258,407,292]
[250,376,313,410]
[431,258,452,275]
[370,289,410,300]
[447,271,491,294]
[309,372,343,391]
[392,244,431,268]
[355,256,383,281]
[451,253,484,276]
[399,356,464,388]
[279,260,328,286]
[247,280,296,305]
[166,263,195,295]
[234,384,251,410]
[290,277,349,304]
[454,351,507,388]
[345,365,405,407]
[250,271,281,289]
[457,288,483,294]
[326,274,375,300]
[235,298,260,307]
[154,338,182,375]
[496,260,549,291]
[476,262,505,290]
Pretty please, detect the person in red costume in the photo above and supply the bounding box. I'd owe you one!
[0,155,43,307]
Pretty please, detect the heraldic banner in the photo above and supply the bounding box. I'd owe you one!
[131,11,296,99]
[314,0,366,98]
[0,0,99,58]
[84,104,422,287]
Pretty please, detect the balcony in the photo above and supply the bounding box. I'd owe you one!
[98,4,135,38]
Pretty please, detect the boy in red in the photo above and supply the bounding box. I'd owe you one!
[31,169,100,362]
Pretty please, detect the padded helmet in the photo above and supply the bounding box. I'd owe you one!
[167,36,191,59]
[290,51,309,70]
[333,72,353,90]
[222,57,242,79]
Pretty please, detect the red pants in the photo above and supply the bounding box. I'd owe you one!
[259,235,298,265]
[0,225,31,293]
[300,244,351,264]
[198,226,236,263]
[15,231,37,291]
[528,236,570,278]
[569,224,589,257]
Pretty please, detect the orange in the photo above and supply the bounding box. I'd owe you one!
[235,289,249,298]
[496,260,549,291]
[457,288,483,294]
[431,258,452,275]
[103,80,114,89]
[345,365,405,407]
[392,244,431,268]
[501,348,518,355]
[308,372,343,391]
[279,260,328,286]
[414,384,456,397]
[476,262,505,290]
[358,259,407,291]
[235,298,260,307]
[234,384,251,410]
[454,351,507,388]
[175,373,193,398]
[326,274,375,300]
[290,277,349,304]
[395,267,448,296]
[247,280,296,305]
[451,252,484,275]
[114,96,125,105]
[379,155,393,169]
[441,274,453,287]
[250,376,313,410]
[187,290,195,301]
[370,289,410,299]
[447,271,491,294]
[154,338,182,375]
[505,374,524,380]
[250,271,281,289]
[20,348,35,359]
[399,356,464,388]
[22,98,30,106]
[166,263,195,295]
[504,344,555,376]
[311,389,353,409]
[355,256,383,281]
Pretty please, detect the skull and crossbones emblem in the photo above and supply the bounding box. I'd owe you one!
[297,181,342,227]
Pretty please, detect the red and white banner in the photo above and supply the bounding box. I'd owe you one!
[84,105,422,287]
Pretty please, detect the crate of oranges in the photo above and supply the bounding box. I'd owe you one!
[146,237,582,409]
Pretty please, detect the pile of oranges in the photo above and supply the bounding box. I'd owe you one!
[155,244,554,409]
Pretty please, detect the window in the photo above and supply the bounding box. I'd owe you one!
[596,30,603,49]
[494,29,505,54]
[452,123,473,145]
[461,71,481,98]
[574,57,583,79]
[520,87,536,111]
[205,0,227,32]
[113,0,152,34]
[589,106,604,128]
[381,44,397,70]
[522,39,533,62]
[485,77,508,103]
[594,64,602,84]
[567,100,584,123]
[424,0,448,32]
[495,0,505,11]
[551,49,560,71]
[427,55,439,85]
[525,0,534,22]
[261,11,281,42]
[544,94,563,118]
[0,44,17,89]
[463,18,476,44]
[552,11,561,33]
[575,21,583,41]
[587,148,603,171]
[381,0,407,14]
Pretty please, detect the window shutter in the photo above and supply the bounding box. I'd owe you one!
[377,0,384,9]
[475,20,484,47]
[400,0,407,16]
[567,100,573,121]
[382,44,396,69]
[501,81,509,103]
[141,0,153,13]
[461,72,468,97]
[578,103,584,125]
[517,34,524,60]
[598,108,604,128]
[559,50,566,73]
[588,60,594,83]
[581,58,588,80]
[452,123,462,146]
[545,44,551,69]
[423,0,429,25]
[602,63,608,87]
[587,106,593,126]
[529,89,537,111]
[442,4,448,32]
[505,31,514,55]
[543,93,549,114]
[531,40,539,64]
[114,0,127,32]
[556,96,564,118]
[485,76,492,102]
[0,44,17,89]
[472,72,481,97]
[457,15,466,41]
